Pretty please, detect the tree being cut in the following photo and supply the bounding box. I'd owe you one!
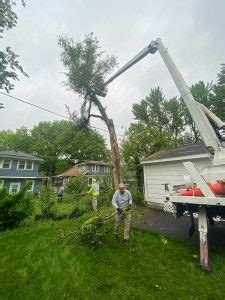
[59,33,121,188]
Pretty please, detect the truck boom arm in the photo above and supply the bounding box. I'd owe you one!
[104,38,225,165]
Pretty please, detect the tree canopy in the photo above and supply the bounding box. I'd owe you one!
[0,120,110,176]
[59,33,121,187]
[58,33,117,98]
[0,0,28,92]
[121,66,225,184]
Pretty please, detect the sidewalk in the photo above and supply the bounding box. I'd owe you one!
[133,207,225,249]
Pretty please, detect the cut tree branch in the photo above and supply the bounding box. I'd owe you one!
[89,114,103,120]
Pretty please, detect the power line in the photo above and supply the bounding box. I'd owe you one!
[0,92,123,137]
[0,92,71,120]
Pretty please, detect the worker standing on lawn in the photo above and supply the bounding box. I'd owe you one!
[57,186,64,203]
[88,178,99,211]
[112,183,133,244]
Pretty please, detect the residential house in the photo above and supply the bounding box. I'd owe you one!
[56,160,112,186]
[141,143,224,209]
[0,150,44,193]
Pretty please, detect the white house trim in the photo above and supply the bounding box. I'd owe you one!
[0,179,4,188]
[0,159,12,169]
[141,153,209,165]
[26,180,35,192]
[9,182,21,193]
[17,160,34,171]
[92,165,99,172]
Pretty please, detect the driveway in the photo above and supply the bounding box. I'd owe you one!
[133,207,225,249]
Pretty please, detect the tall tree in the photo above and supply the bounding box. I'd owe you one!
[180,81,214,142]
[0,126,32,151]
[30,120,110,176]
[210,65,225,121]
[121,123,174,188]
[0,0,28,92]
[0,120,110,176]
[132,87,184,142]
[58,33,121,188]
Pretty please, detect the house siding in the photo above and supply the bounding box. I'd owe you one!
[2,178,42,193]
[85,164,110,175]
[0,159,40,177]
[77,163,111,177]
[143,157,213,206]
[0,154,43,193]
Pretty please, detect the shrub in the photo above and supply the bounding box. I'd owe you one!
[130,189,145,205]
[39,186,56,219]
[72,194,92,215]
[66,176,87,195]
[98,191,114,208]
[71,191,113,216]
[0,184,34,230]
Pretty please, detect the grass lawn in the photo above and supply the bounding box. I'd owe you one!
[0,210,225,299]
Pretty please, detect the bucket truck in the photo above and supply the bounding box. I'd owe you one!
[101,38,225,271]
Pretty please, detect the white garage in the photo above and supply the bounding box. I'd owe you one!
[141,143,213,209]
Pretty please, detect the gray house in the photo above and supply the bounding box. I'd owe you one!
[0,150,44,193]
[57,160,112,186]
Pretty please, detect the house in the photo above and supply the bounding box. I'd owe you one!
[141,143,217,209]
[56,160,112,186]
[0,150,44,193]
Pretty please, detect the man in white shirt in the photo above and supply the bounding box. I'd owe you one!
[112,183,132,243]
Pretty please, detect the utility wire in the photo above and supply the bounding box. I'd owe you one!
[0,92,71,120]
[0,92,123,137]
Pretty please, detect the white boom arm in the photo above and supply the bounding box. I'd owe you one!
[103,38,225,165]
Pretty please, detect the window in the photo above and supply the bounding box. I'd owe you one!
[17,160,34,170]
[1,159,12,169]
[88,177,93,185]
[104,166,110,172]
[26,180,35,192]
[92,165,99,172]
[9,182,21,193]
[0,180,4,189]
[18,160,26,170]
[26,161,33,170]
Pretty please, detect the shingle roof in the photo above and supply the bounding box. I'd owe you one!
[0,150,43,161]
[57,165,88,177]
[76,160,111,166]
[142,142,208,162]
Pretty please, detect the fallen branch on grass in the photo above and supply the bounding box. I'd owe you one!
[59,207,138,248]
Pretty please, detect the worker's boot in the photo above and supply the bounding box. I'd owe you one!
[124,239,129,245]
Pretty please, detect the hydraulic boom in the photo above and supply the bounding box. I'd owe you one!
[103,38,225,165]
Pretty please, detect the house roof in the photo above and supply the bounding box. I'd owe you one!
[76,160,111,166]
[0,150,43,161]
[141,142,209,164]
[57,165,88,177]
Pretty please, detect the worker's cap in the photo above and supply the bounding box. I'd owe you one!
[93,178,97,183]
[118,183,125,189]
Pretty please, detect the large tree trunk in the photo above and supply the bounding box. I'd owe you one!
[106,119,121,188]
[90,94,121,188]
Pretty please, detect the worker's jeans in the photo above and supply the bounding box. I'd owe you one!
[115,211,131,240]
[92,196,98,211]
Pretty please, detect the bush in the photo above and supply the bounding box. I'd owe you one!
[71,191,113,216]
[130,189,145,205]
[0,185,34,230]
[98,191,114,208]
[66,176,87,195]
[39,186,56,219]
[72,194,92,215]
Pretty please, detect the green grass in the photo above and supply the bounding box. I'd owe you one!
[0,210,225,299]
